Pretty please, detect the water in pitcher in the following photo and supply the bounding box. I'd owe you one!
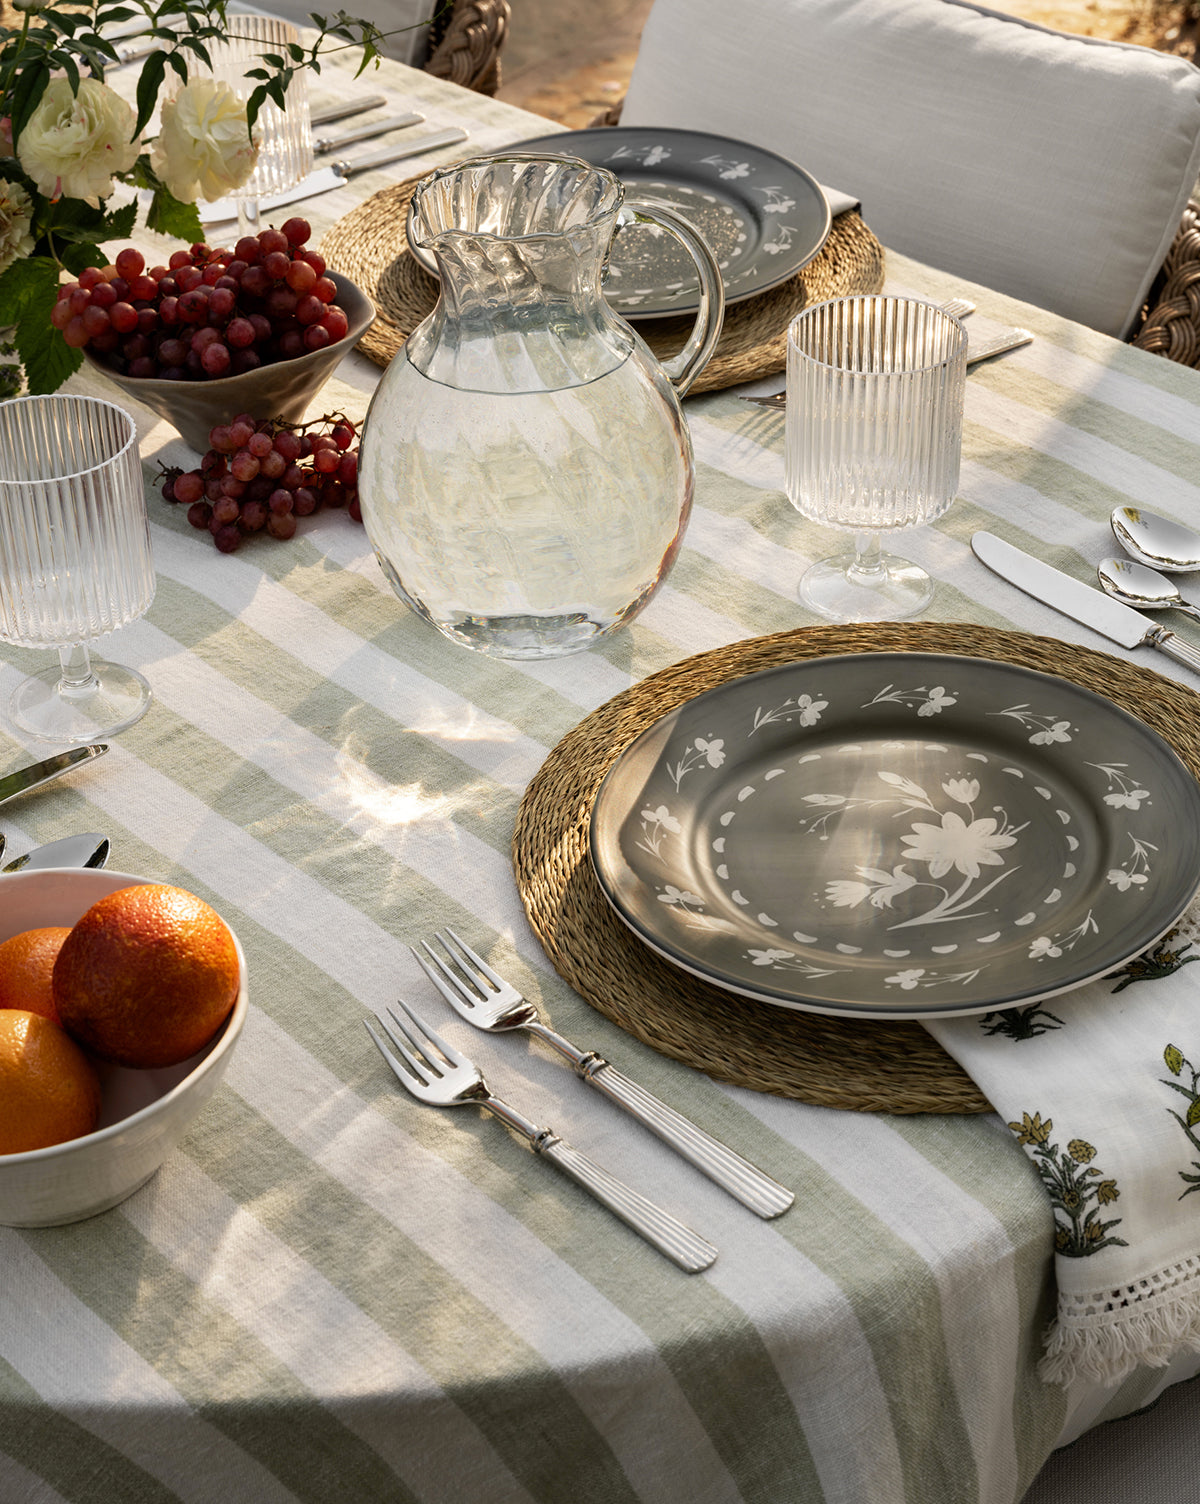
[359,344,694,659]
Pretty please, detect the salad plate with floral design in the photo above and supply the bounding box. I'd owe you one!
[406,127,831,319]
[588,654,1200,1019]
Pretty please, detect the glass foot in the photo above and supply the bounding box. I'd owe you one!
[799,549,935,623]
[9,659,153,744]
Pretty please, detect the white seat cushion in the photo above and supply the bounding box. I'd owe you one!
[620,0,1200,337]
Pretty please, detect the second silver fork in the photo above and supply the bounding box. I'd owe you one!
[367,1000,717,1272]
[413,930,794,1219]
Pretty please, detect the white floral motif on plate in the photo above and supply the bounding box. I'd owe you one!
[589,655,1200,1019]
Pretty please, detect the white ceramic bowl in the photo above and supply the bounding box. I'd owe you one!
[0,869,248,1227]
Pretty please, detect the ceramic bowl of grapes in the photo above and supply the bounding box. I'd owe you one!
[67,220,375,454]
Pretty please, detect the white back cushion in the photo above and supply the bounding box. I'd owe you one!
[620,0,1200,336]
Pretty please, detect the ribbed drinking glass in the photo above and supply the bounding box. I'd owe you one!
[0,396,156,744]
[786,295,968,622]
[198,15,313,237]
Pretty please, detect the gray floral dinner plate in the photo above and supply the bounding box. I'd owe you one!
[588,654,1200,1020]
[407,127,831,319]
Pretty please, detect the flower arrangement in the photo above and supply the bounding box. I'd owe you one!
[0,0,390,393]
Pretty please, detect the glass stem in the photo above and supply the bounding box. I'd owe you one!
[847,531,886,584]
[237,196,261,238]
[57,642,99,698]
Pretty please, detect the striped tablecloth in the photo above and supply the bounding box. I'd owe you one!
[3,59,1200,1504]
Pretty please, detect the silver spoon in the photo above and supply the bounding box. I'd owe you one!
[1097,557,1200,621]
[1,833,110,873]
[1111,506,1200,574]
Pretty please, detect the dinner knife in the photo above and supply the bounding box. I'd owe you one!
[0,745,108,808]
[201,126,470,223]
[314,113,424,154]
[971,531,1200,675]
[310,96,389,127]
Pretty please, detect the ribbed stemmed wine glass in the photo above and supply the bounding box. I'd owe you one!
[0,395,156,744]
[785,295,968,622]
[194,14,314,237]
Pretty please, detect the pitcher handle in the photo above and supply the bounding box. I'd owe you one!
[618,198,725,398]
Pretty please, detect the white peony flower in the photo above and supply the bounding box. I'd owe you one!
[0,178,35,274]
[151,78,259,204]
[17,78,140,207]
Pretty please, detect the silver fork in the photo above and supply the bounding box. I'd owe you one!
[413,930,794,1219]
[366,1000,718,1272]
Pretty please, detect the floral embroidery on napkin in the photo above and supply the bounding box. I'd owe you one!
[979,1003,1064,1039]
[1110,932,1199,991]
[1162,1045,1200,1200]
[1009,1114,1127,1256]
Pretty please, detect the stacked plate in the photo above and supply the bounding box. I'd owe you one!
[407,126,833,320]
[587,653,1200,1020]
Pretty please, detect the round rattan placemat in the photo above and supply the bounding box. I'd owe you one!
[319,176,885,393]
[512,622,1200,1114]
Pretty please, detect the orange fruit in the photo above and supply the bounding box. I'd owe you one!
[53,885,240,1069]
[0,1009,102,1154]
[0,927,73,1022]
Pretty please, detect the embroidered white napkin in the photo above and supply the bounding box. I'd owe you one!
[926,909,1200,1386]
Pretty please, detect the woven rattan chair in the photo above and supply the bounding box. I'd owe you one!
[424,0,509,95]
[1130,199,1200,366]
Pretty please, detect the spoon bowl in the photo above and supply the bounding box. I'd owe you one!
[2,833,111,872]
[1111,506,1200,574]
[1097,557,1200,619]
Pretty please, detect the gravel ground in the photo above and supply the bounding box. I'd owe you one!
[497,0,1194,127]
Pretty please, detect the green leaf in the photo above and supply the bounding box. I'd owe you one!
[133,47,166,137]
[9,57,51,147]
[19,329,82,399]
[1166,1044,1184,1076]
[59,240,104,275]
[6,260,80,396]
[1188,1099,1200,1129]
[100,201,139,242]
[145,185,203,241]
[0,255,55,326]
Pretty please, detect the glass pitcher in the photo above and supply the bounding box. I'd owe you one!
[358,152,724,659]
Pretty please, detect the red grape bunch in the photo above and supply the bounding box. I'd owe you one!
[160,411,361,552]
[51,219,352,381]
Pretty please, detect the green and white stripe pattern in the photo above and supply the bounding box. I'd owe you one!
[3,63,1200,1504]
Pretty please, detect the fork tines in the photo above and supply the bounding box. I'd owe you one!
[366,999,464,1087]
[415,927,502,1007]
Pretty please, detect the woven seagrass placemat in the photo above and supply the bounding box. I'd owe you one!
[319,177,885,393]
[512,621,1200,1114]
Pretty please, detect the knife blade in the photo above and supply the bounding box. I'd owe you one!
[971,532,1200,675]
[201,126,469,224]
[0,745,108,808]
[314,113,424,154]
[310,96,389,127]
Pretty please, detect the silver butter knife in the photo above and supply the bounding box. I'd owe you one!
[201,127,470,224]
[971,532,1200,676]
[314,113,424,154]
[0,745,108,808]
[310,96,389,127]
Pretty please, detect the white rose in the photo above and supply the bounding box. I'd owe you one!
[0,178,35,274]
[17,78,140,207]
[151,78,259,204]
